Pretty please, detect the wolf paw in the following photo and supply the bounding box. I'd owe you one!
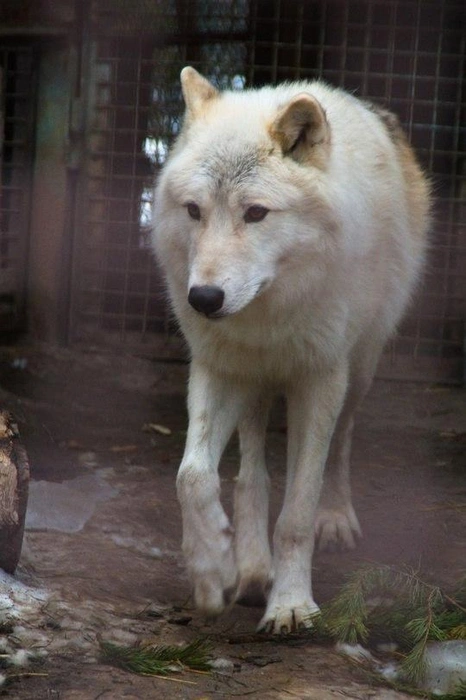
[185,528,238,617]
[257,598,319,635]
[236,574,272,608]
[314,504,362,551]
[191,568,238,618]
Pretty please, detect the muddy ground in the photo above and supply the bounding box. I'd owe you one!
[0,344,464,699]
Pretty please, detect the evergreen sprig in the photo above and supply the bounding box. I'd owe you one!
[100,637,212,677]
[313,565,466,687]
[440,679,466,699]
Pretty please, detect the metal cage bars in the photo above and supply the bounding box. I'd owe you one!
[74,0,465,380]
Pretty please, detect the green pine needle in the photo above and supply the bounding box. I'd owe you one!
[447,624,466,640]
[100,637,213,677]
[310,565,466,687]
[100,567,466,694]
[441,679,466,699]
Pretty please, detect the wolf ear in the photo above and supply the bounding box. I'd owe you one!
[271,93,330,165]
[180,67,219,120]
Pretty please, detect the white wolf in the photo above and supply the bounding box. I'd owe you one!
[152,67,430,633]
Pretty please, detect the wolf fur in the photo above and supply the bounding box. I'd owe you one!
[152,67,430,633]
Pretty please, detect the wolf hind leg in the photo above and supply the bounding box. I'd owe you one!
[315,344,382,551]
[235,394,273,608]
[314,408,362,550]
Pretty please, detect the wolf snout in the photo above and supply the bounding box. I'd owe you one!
[188,285,225,316]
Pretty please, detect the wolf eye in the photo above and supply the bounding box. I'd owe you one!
[186,202,201,221]
[244,205,269,223]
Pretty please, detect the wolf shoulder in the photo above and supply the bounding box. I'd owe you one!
[300,81,431,239]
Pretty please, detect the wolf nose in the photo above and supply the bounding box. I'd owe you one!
[188,285,225,316]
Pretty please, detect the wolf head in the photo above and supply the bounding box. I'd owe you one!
[154,67,336,320]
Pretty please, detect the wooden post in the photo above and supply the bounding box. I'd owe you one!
[0,412,29,574]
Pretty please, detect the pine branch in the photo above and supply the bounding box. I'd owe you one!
[313,565,466,686]
[100,638,213,676]
[447,624,466,640]
[439,679,466,699]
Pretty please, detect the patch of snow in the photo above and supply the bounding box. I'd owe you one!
[78,452,99,468]
[209,657,235,672]
[421,640,466,696]
[104,627,139,647]
[0,570,49,668]
[9,649,31,666]
[379,662,399,682]
[335,638,466,697]
[335,642,375,663]
[110,534,162,558]
[0,570,48,616]
[0,568,164,679]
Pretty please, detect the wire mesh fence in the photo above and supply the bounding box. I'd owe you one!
[1,1,461,382]
[0,42,36,333]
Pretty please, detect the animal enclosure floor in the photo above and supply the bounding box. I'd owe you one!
[0,344,464,699]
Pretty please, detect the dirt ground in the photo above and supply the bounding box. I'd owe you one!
[0,344,465,699]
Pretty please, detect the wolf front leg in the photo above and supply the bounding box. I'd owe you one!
[235,394,273,607]
[176,361,250,617]
[259,364,349,634]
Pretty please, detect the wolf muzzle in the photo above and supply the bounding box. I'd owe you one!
[188,285,225,316]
